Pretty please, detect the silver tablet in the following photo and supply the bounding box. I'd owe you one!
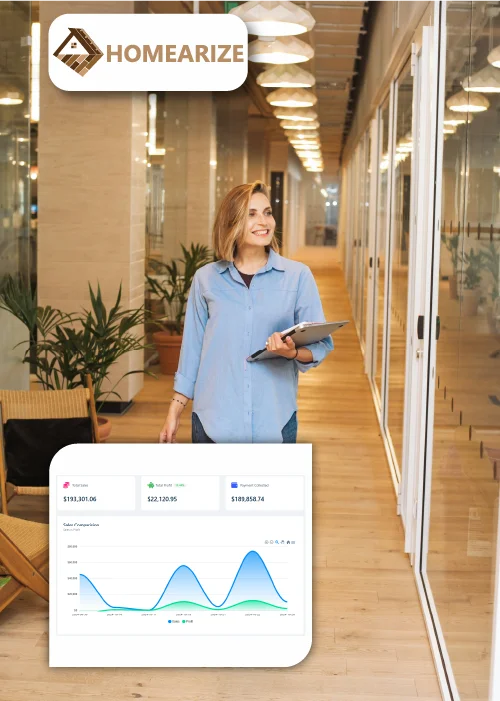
[247,321,349,362]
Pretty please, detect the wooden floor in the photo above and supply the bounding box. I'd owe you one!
[0,247,441,700]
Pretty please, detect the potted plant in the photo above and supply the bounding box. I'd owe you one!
[0,276,151,440]
[483,241,500,333]
[458,247,484,316]
[441,232,460,299]
[146,243,212,374]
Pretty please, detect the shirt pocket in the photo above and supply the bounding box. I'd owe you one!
[253,288,297,336]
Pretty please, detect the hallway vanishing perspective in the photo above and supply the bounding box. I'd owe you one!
[0,249,440,700]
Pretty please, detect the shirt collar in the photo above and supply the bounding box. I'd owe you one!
[216,248,285,274]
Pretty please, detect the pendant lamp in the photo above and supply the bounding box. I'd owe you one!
[257,64,315,88]
[446,89,489,112]
[266,86,317,107]
[488,44,500,67]
[229,1,315,37]
[0,84,23,106]
[443,108,466,126]
[462,64,500,93]
[281,119,319,130]
[273,106,317,121]
[290,141,320,149]
[249,36,314,64]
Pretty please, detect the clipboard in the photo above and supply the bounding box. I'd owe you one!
[247,320,349,362]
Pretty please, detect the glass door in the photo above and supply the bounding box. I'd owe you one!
[385,61,414,474]
[416,3,500,698]
[372,96,391,406]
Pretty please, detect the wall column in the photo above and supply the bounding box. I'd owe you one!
[38,1,147,403]
[162,93,216,263]
[215,90,249,209]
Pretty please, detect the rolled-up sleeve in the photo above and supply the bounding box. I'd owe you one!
[294,266,334,373]
[173,272,208,399]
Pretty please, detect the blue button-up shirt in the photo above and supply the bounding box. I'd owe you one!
[173,249,333,443]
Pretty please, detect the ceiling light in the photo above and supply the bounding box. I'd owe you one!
[257,63,315,88]
[488,44,500,67]
[291,142,320,149]
[306,166,323,172]
[273,106,317,121]
[446,89,489,112]
[288,132,319,141]
[462,64,500,93]
[249,36,314,64]
[281,119,319,130]
[229,1,315,37]
[443,124,456,134]
[266,87,317,107]
[0,84,23,106]
[297,151,323,162]
[443,108,467,126]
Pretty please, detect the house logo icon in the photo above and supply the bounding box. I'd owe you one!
[53,28,103,77]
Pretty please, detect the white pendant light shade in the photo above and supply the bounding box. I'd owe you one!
[290,141,320,149]
[249,36,314,64]
[0,84,23,106]
[443,124,457,135]
[443,108,466,126]
[273,106,317,121]
[266,86,317,107]
[257,63,315,88]
[296,151,322,160]
[446,89,489,112]
[462,64,500,93]
[288,131,320,140]
[488,44,500,67]
[281,119,319,130]
[229,1,315,37]
[306,165,323,172]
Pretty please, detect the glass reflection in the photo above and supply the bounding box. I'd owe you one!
[387,62,413,467]
[374,97,390,399]
[427,2,500,696]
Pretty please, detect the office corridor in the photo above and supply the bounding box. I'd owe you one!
[0,248,442,700]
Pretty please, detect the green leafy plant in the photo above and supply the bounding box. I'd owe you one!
[459,247,485,290]
[0,277,151,408]
[441,232,460,273]
[146,243,212,334]
[482,241,500,302]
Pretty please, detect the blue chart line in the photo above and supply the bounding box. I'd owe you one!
[80,550,287,612]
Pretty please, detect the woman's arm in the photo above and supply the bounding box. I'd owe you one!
[293,266,334,373]
[159,273,208,443]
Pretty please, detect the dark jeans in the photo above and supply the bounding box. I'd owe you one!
[192,411,298,444]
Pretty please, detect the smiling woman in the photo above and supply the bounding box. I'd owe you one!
[158,181,334,446]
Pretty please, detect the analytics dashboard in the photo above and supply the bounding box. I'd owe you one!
[49,443,312,667]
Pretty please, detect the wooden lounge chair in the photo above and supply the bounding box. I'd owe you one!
[0,375,99,514]
[0,512,48,614]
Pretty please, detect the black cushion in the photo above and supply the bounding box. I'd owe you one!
[3,417,93,487]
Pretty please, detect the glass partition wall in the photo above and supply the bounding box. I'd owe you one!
[423,2,500,698]
[343,2,500,697]
[345,69,414,482]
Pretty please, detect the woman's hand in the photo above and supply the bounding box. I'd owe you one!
[266,332,298,359]
[159,394,188,443]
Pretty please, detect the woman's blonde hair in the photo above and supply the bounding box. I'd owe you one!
[212,180,279,261]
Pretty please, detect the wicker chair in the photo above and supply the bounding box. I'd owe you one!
[0,513,48,613]
[0,375,99,514]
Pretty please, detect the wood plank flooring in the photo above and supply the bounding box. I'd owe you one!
[0,247,440,701]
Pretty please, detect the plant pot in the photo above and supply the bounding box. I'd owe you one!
[460,288,480,316]
[449,274,458,300]
[97,416,112,442]
[153,331,183,374]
